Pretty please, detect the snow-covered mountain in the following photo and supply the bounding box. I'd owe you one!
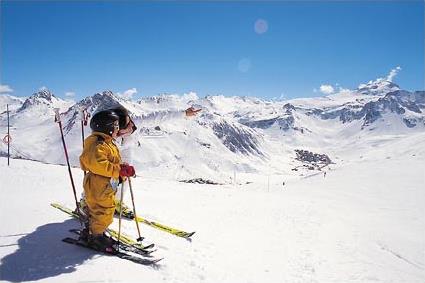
[0,94,25,112]
[357,79,401,96]
[18,89,70,112]
[0,79,424,182]
[1,89,73,124]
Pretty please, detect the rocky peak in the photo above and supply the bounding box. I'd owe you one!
[88,91,123,112]
[18,89,58,111]
[357,79,400,96]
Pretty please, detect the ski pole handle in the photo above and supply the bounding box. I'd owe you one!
[79,107,85,120]
[54,108,61,123]
[79,107,90,124]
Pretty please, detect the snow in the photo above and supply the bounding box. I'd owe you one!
[0,78,424,282]
[0,95,25,112]
[0,131,424,283]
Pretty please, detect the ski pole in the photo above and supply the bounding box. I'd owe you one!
[80,108,85,149]
[54,108,81,220]
[80,107,90,149]
[117,182,125,252]
[128,177,143,242]
[80,108,89,176]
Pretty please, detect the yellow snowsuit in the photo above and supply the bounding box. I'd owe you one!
[79,132,121,235]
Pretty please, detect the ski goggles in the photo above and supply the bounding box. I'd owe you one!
[119,117,137,136]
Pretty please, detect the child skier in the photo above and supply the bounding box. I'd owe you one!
[79,105,202,223]
[79,109,135,251]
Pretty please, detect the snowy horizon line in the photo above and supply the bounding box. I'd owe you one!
[1,66,421,102]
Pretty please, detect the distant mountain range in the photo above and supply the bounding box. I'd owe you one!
[0,79,424,182]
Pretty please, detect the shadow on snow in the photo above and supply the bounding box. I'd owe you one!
[0,219,94,282]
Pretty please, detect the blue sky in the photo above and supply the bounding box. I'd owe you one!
[1,1,424,100]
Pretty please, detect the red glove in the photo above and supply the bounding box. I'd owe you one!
[120,164,135,177]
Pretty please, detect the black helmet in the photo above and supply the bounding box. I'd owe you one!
[110,106,129,129]
[90,110,120,136]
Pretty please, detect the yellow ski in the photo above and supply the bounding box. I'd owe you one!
[132,214,195,239]
[117,209,195,239]
[50,203,153,250]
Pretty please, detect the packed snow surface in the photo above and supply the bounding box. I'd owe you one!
[0,131,424,283]
[0,79,424,282]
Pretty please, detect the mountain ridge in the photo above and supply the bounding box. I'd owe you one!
[0,79,424,181]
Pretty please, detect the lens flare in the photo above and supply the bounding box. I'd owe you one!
[238,58,252,73]
[254,19,268,34]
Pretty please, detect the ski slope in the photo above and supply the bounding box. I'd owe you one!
[0,132,424,283]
